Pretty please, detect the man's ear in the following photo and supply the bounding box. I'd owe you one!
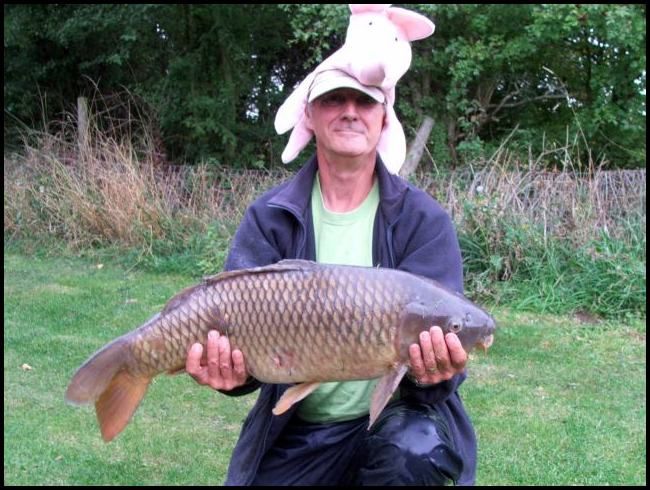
[304,104,314,131]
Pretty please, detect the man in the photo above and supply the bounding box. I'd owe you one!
[186,69,476,485]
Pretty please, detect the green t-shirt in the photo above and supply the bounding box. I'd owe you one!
[296,173,380,423]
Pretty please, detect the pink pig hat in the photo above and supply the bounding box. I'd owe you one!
[275,4,435,174]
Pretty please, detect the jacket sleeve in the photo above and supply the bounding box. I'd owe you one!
[224,203,284,272]
[392,191,463,294]
[392,188,466,403]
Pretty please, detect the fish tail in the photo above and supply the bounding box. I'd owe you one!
[65,336,151,442]
[94,369,151,442]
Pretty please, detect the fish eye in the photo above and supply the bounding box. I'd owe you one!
[449,318,463,333]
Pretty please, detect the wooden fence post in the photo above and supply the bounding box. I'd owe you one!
[77,96,89,152]
[400,115,434,178]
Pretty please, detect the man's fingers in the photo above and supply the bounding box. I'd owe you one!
[206,330,221,379]
[232,349,247,381]
[430,326,451,371]
[218,335,233,377]
[408,343,425,377]
[446,333,468,369]
[419,330,437,372]
[406,327,469,386]
[186,342,204,376]
[184,331,249,391]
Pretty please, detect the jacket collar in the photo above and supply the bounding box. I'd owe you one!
[375,154,409,225]
[267,155,319,220]
[268,153,409,226]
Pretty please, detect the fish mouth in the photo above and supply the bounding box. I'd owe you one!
[476,334,494,353]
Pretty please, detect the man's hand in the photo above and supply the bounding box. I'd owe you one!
[186,330,248,391]
[408,326,467,385]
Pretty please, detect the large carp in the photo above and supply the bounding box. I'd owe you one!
[65,259,496,441]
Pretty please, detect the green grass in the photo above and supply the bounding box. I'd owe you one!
[465,310,646,484]
[4,253,646,485]
[4,252,256,485]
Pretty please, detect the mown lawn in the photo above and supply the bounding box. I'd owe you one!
[3,253,646,485]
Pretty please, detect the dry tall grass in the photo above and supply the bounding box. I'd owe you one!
[5,131,645,250]
[417,148,646,247]
[4,106,290,251]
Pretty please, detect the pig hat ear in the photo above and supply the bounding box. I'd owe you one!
[378,100,407,175]
[349,4,435,41]
[275,71,315,136]
[275,69,317,164]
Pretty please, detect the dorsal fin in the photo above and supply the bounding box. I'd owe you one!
[161,283,205,315]
[161,260,318,315]
[273,259,318,270]
[202,259,317,285]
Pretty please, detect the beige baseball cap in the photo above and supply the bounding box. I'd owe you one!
[307,69,385,103]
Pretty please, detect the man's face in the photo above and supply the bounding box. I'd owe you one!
[305,88,386,160]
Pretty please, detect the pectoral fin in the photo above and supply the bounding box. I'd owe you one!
[272,382,321,415]
[369,364,409,429]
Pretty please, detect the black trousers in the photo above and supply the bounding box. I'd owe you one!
[251,399,463,486]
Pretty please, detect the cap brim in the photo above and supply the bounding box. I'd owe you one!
[307,70,385,103]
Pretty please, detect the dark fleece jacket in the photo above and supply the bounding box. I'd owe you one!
[222,155,477,485]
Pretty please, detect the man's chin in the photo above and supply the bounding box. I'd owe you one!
[332,148,366,158]
[330,140,367,156]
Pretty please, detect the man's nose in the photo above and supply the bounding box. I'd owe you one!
[340,99,360,119]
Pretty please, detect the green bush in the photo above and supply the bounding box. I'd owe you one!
[460,215,646,318]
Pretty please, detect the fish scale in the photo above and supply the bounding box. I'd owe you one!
[65,259,495,442]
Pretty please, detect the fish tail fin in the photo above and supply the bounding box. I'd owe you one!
[96,370,151,442]
[65,336,151,441]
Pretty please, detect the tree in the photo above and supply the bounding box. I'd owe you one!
[4,4,646,169]
[404,4,646,168]
[4,4,166,128]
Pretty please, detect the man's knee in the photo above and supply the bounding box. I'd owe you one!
[354,401,463,485]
